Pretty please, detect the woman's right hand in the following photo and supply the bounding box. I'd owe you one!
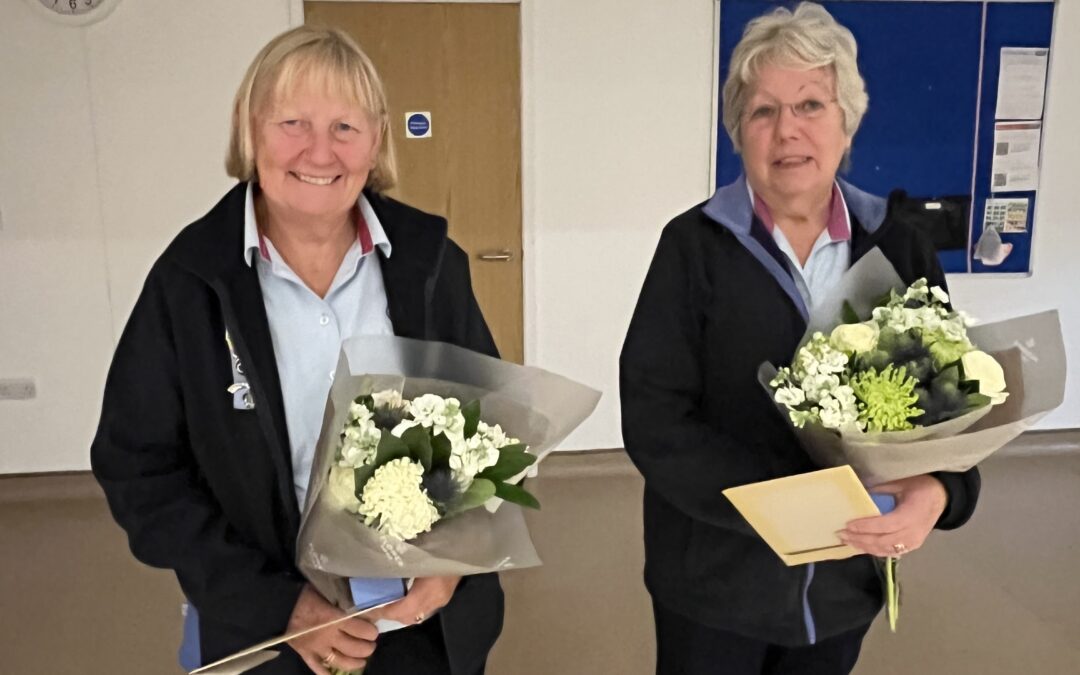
[286,584,378,674]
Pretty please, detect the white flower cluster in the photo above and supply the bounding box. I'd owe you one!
[328,389,532,541]
[771,333,862,431]
[358,457,441,540]
[871,280,968,343]
[407,394,466,437]
[338,400,382,469]
[451,422,517,488]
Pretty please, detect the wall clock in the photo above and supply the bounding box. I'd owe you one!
[26,0,121,26]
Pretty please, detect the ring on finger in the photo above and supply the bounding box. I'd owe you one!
[892,542,908,556]
[321,650,336,668]
[414,611,426,624]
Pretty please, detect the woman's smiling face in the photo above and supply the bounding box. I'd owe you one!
[254,84,380,223]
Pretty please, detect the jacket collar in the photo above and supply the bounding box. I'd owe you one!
[166,183,447,540]
[703,174,886,237]
[700,174,888,323]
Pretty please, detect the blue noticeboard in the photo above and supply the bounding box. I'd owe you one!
[715,1,1056,275]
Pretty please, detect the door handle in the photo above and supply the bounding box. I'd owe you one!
[478,249,515,262]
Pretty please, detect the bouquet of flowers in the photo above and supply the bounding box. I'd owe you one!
[324,388,539,543]
[755,248,1066,633]
[297,335,601,613]
[757,249,1066,488]
[190,337,599,675]
[768,278,1008,437]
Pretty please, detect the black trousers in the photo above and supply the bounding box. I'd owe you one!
[653,601,870,675]
[366,618,455,675]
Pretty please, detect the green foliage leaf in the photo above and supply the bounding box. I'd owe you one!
[841,300,860,325]
[353,432,411,494]
[966,392,992,409]
[456,478,496,513]
[375,432,410,465]
[401,425,433,471]
[431,432,452,468]
[354,394,374,411]
[496,443,527,454]
[354,465,375,498]
[493,481,541,510]
[462,399,481,439]
[479,449,537,482]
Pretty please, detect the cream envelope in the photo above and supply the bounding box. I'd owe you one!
[190,600,395,675]
[722,466,881,566]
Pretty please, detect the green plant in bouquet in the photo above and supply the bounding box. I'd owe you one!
[326,391,539,542]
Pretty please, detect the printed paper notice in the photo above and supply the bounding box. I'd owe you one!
[995,47,1049,120]
[983,198,1030,234]
[991,122,1041,192]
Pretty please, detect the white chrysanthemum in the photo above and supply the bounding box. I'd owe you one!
[326,465,362,513]
[358,458,441,540]
[450,422,514,486]
[339,418,381,468]
[407,394,466,438]
[372,389,405,410]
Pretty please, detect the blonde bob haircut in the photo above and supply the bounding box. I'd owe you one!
[722,2,869,155]
[225,25,397,192]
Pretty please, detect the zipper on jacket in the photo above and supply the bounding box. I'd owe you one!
[802,562,818,644]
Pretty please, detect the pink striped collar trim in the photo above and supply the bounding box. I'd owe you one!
[257,206,373,262]
[752,184,851,242]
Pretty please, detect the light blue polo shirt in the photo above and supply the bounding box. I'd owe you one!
[243,184,394,508]
[747,182,853,319]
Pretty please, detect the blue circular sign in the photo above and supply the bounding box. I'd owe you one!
[407,113,430,137]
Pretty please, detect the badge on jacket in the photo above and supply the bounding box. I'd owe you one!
[225,330,254,410]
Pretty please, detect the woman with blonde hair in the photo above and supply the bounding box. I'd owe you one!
[92,25,501,675]
[620,4,980,673]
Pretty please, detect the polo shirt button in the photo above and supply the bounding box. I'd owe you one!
[319,314,330,326]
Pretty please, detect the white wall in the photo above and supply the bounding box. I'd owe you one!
[0,0,296,473]
[0,0,1076,472]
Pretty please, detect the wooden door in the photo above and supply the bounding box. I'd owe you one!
[305,1,524,363]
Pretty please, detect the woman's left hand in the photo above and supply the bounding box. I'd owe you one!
[838,475,948,558]
[371,576,461,626]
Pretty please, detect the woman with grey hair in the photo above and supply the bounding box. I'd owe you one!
[620,4,980,673]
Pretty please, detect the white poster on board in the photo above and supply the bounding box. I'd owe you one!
[995,47,1049,120]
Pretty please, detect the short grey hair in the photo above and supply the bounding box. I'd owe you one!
[722,2,869,153]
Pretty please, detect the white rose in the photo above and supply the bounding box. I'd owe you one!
[930,286,950,304]
[961,350,1008,404]
[830,322,879,354]
[326,465,362,513]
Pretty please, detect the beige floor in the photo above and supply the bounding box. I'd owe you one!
[2,448,1078,674]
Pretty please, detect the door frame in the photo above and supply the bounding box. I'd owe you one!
[292,0,537,364]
